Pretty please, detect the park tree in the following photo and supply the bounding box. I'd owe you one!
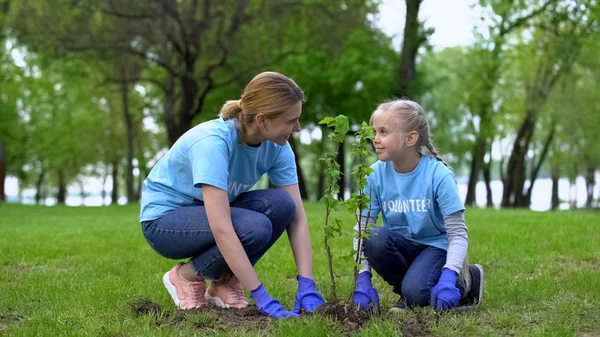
[501,0,599,208]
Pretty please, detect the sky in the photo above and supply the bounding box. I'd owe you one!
[377,0,484,49]
[5,0,489,200]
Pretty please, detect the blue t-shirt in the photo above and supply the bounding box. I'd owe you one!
[140,117,298,222]
[361,154,465,250]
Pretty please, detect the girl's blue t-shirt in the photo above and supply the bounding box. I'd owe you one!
[361,154,465,250]
[140,117,298,222]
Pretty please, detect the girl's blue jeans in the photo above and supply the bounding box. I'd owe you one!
[364,226,465,307]
[141,189,296,280]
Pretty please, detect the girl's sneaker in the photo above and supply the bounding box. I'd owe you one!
[388,298,408,313]
[456,264,484,311]
[163,263,207,310]
[205,274,249,308]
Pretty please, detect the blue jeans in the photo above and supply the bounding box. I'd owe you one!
[141,189,296,280]
[364,226,465,307]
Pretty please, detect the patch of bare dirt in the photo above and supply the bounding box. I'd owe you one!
[130,298,268,331]
[398,316,432,337]
[0,313,25,332]
[316,300,371,335]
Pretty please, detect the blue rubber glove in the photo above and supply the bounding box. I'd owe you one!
[353,272,380,311]
[293,275,325,313]
[250,284,298,319]
[430,268,461,311]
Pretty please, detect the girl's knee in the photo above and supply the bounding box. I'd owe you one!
[401,279,430,307]
[364,227,391,257]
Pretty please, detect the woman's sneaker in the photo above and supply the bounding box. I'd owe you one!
[388,298,408,313]
[205,274,249,309]
[163,263,207,310]
[456,264,484,310]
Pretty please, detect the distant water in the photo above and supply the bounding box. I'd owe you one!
[4,175,599,211]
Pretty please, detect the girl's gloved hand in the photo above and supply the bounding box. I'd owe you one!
[293,275,325,313]
[430,268,461,311]
[353,272,380,311]
[250,284,298,319]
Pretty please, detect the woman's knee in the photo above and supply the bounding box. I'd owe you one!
[237,213,273,251]
[267,188,296,221]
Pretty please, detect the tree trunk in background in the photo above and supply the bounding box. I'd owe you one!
[336,139,345,200]
[56,169,66,204]
[465,137,485,206]
[483,161,493,207]
[397,0,424,98]
[585,167,595,209]
[524,123,555,207]
[101,165,109,206]
[502,112,536,207]
[551,166,560,211]
[121,81,137,204]
[111,159,119,205]
[0,139,6,202]
[35,165,45,205]
[288,137,308,199]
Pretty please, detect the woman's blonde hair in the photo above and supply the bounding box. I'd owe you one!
[220,71,305,142]
[371,98,471,289]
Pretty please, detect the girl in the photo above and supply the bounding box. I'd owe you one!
[140,72,324,319]
[352,99,484,312]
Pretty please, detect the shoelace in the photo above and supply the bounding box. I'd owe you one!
[187,281,206,301]
[228,280,248,304]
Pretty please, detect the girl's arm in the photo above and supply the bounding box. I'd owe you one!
[277,184,313,278]
[443,211,469,273]
[203,184,261,290]
[354,216,376,274]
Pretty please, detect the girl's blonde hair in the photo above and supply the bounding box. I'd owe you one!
[371,98,471,290]
[220,71,305,142]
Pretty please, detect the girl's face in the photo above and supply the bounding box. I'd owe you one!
[371,110,409,162]
[259,101,302,146]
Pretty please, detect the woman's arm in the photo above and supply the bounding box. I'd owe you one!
[203,184,261,290]
[277,184,313,278]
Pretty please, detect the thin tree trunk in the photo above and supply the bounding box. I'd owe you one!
[111,159,119,205]
[0,139,5,202]
[101,164,109,206]
[336,138,345,200]
[35,164,45,205]
[551,166,560,210]
[121,81,137,204]
[78,177,85,206]
[465,138,485,206]
[524,123,556,207]
[316,129,326,200]
[56,169,66,205]
[288,137,308,199]
[585,167,595,209]
[483,161,493,207]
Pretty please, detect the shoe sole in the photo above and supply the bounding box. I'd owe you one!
[455,264,484,311]
[205,294,231,308]
[388,307,408,313]
[163,272,181,308]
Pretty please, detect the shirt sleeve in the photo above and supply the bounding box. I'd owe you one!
[443,211,469,273]
[188,136,229,190]
[360,167,380,220]
[354,215,377,274]
[435,172,466,216]
[267,142,298,187]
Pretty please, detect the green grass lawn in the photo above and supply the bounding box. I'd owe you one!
[1,203,599,336]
